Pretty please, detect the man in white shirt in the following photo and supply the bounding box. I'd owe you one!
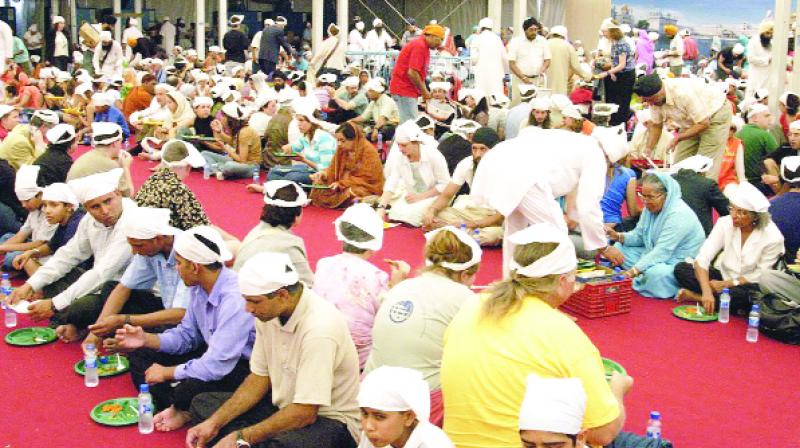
[8,169,137,342]
[470,17,508,100]
[93,31,124,78]
[160,17,176,55]
[508,17,551,103]
[666,27,685,76]
[422,127,503,245]
[377,121,451,227]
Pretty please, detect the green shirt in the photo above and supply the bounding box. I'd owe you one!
[359,94,400,127]
[12,37,29,64]
[335,89,369,115]
[736,124,778,183]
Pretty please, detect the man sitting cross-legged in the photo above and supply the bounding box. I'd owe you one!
[114,226,255,432]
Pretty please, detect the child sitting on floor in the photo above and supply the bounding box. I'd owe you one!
[313,203,408,369]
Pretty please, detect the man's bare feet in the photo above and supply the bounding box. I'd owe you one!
[153,406,192,432]
[675,288,701,303]
[245,183,264,193]
[55,324,86,343]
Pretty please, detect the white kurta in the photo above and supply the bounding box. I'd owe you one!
[27,199,137,311]
[470,30,508,99]
[0,20,13,74]
[93,41,124,78]
[384,143,451,227]
[745,38,772,100]
[160,21,176,53]
[471,127,608,272]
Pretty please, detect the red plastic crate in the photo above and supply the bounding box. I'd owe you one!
[561,278,633,319]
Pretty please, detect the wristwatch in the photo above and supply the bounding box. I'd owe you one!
[236,430,251,448]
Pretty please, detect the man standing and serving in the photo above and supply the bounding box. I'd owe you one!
[508,17,551,103]
[389,24,444,125]
[258,16,294,78]
[470,18,508,100]
[634,73,732,180]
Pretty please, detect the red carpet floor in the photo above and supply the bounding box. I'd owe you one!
[1,149,799,447]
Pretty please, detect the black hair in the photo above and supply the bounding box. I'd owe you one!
[340,221,374,254]
[786,93,800,116]
[336,122,358,140]
[260,184,302,228]
[267,281,304,298]
[48,141,73,153]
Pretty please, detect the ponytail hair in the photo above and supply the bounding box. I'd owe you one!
[787,93,800,116]
[422,229,480,281]
[480,242,561,321]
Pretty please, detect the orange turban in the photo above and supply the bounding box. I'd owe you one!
[663,24,678,37]
[423,24,445,39]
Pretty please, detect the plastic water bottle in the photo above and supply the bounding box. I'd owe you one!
[1,272,11,291]
[646,411,662,440]
[376,133,384,155]
[138,384,154,434]
[718,289,731,323]
[203,164,211,180]
[4,301,16,328]
[746,304,760,343]
[84,344,99,387]
[252,169,261,185]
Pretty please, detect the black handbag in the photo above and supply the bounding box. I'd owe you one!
[755,291,800,345]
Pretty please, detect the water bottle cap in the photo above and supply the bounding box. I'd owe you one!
[1,272,8,278]
[650,411,661,419]
[722,288,730,293]
[84,343,96,350]
[139,384,149,393]
[752,304,760,311]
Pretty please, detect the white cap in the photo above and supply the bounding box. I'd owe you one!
[193,96,214,108]
[161,139,206,168]
[123,207,179,239]
[530,97,551,111]
[52,16,65,25]
[478,17,494,30]
[550,25,568,38]
[593,124,629,163]
[373,18,383,27]
[91,122,123,145]
[335,203,384,251]
[358,366,431,422]
[508,223,577,277]
[424,226,482,271]
[208,45,222,53]
[67,168,124,203]
[0,104,14,120]
[46,123,76,145]
[220,89,241,103]
[275,16,287,25]
[92,91,114,107]
[263,180,309,207]
[229,15,244,25]
[519,84,538,98]
[747,103,770,119]
[32,109,59,125]
[365,79,385,94]
[221,103,249,121]
[450,118,481,137]
[39,67,55,79]
[648,31,659,41]
[254,91,278,110]
[239,252,300,296]
[789,119,800,132]
[549,94,573,111]
[671,155,714,174]
[457,88,484,103]
[730,181,770,213]
[519,374,586,435]
[264,18,275,26]
[291,97,323,124]
[75,83,93,97]
[14,165,42,201]
[561,105,582,120]
[733,43,745,55]
[394,121,426,144]
[781,155,800,183]
[174,225,233,264]
[341,76,360,88]
[355,21,365,31]
[41,183,78,207]
[489,92,510,107]
[317,73,337,84]
[100,30,112,42]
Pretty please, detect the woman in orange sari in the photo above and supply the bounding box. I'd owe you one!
[310,121,384,208]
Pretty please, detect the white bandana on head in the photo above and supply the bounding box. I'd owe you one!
[671,155,713,174]
[14,165,42,201]
[519,374,586,435]
[123,207,178,240]
[334,203,384,251]
[263,180,309,207]
[424,225,482,271]
[730,181,771,213]
[238,252,300,296]
[46,123,76,145]
[174,225,233,264]
[508,223,577,277]
[67,168,124,203]
[41,183,79,206]
[357,366,431,422]
[91,122,123,145]
[781,155,800,183]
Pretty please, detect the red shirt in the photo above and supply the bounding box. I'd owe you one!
[389,36,430,98]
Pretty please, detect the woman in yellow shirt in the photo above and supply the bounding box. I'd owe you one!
[440,223,633,448]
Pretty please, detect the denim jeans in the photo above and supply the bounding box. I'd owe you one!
[267,165,314,185]
[200,151,258,179]
[1,232,22,271]
[392,94,419,125]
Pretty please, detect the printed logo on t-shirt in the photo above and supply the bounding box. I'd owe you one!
[388,300,414,323]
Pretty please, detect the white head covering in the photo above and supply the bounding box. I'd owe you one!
[239,252,300,295]
[394,121,426,144]
[519,84,538,99]
[248,112,271,136]
[358,366,431,422]
[263,180,309,207]
[41,183,79,206]
[424,226,482,271]
[550,25,568,38]
[0,105,14,120]
[754,88,769,101]
[648,31,660,42]
[67,168,124,203]
[264,18,275,26]
[208,45,222,53]
[732,43,745,56]
[174,225,233,264]
[430,81,452,92]
[55,70,72,83]
[508,223,577,277]
[592,124,630,164]
[123,207,178,239]
[100,30,112,42]
[91,122,123,145]
[561,105,582,120]
[549,94,573,111]
[92,91,114,107]
[291,97,323,125]
[373,18,383,27]
[478,17,494,30]
[317,73,337,84]
[530,97,551,111]
[52,16,65,25]
[457,88,484,103]
[490,92,510,107]
[14,165,42,201]
[334,203,384,251]
[519,374,586,435]
[781,156,800,183]
[730,182,771,213]
[75,83,93,97]
[365,79,385,93]
[39,67,55,79]
[229,15,244,25]
[450,118,481,138]
[32,109,59,125]
[192,96,214,108]
[355,21,365,32]
[275,16,288,25]
[161,139,206,168]
[341,76,360,88]
[672,155,713,174]
[46,123,76,145]
[747,103,770,119]
[221,103,249,121]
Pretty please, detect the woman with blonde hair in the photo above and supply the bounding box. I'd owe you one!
[440,223,632,447]
[365,225,481,427]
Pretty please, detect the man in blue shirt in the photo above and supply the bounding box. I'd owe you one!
[81,207,188,353]
[115,225,256,432]
[92,91,130,141]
